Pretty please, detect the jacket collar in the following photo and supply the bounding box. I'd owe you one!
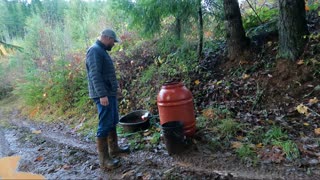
[96,40,108,51]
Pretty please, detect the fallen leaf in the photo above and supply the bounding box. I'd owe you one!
[309,97,318,105]
[314,128,320,135]
[236,136,244,140]
[297,60,304,65]
[303,123,310,126]
[239,60,248,65]
[296,104,309,116]
[305,5,309,11]
[242,74,250,80]
[143,131,152,136]
[216,80,223,85]
[62,164,71,170]
[194,80,200,85]
[231,141,243,149]
[256,143,263,148]
[32,130,42,134]
[34,156,44,162]
[202,108,215,119]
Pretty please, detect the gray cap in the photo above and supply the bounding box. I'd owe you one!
[101,29,120,43]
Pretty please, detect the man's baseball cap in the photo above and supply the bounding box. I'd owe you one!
[101,29,120,43]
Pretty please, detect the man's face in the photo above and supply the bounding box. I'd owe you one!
[102,36,115,51]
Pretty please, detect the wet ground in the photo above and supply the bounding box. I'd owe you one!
[1,109,320,180]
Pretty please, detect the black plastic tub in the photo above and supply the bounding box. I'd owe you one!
[119,110,151,133]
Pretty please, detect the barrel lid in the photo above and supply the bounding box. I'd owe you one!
[162,81,183,89]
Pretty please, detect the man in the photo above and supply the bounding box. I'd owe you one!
[85,29,129,170]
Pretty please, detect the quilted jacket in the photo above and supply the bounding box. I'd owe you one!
[85,40,118,98]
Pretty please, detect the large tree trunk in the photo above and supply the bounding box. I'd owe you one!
[197,0,203,60]
[223,0,249,60]
[278,0,308,60]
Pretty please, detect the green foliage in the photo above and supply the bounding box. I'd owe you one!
[273,140,300,161]
[208,137,223,150]
[263,126,300,161]
[64,0,99,48]
[202,0,225,39]
[0,0,29,38]
[157,41,198,82]
[307,0,320,11]
[242,6,278,38]
[217,119,240,138]
[150,131,161,144]
[236,144,258,166]
[197,106,235,131]
[236,144,255,160]
[305,33,320,77]
[115,34,200,114]
[15,57,89,115]
[196,116,209,129]
[242,7,278,31]
[264,126,288,144]
[245,126,265,144]
[41,0,67,25]
[113,0,197,39]
[140,64,158,83]
[0,63,13,99]
[14,69,45,106]
[117,124,161,151]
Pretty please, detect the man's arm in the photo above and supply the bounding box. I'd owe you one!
[87,48,108,100]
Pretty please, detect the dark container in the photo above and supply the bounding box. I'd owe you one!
[162,121,186,155]
[157,81,196,137]
[119,110,150,133]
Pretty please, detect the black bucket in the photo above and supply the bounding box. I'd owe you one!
[161,121,186,155]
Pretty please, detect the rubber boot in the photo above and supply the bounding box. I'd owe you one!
[107,129,130,157]
[96,137,120,170]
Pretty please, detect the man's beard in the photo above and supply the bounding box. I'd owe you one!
[106,45,113,51]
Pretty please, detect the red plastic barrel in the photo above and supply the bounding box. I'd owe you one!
[157,81,196,137]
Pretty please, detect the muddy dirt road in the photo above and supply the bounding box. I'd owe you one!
[1,109,319,180]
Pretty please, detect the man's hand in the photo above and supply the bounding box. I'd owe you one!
[100,96,109,106]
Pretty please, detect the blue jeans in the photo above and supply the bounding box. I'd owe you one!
[93,96,119,137]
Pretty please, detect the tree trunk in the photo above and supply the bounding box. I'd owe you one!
[278,0,308,60]
[223,0,249,60]
[197,0,203,60]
